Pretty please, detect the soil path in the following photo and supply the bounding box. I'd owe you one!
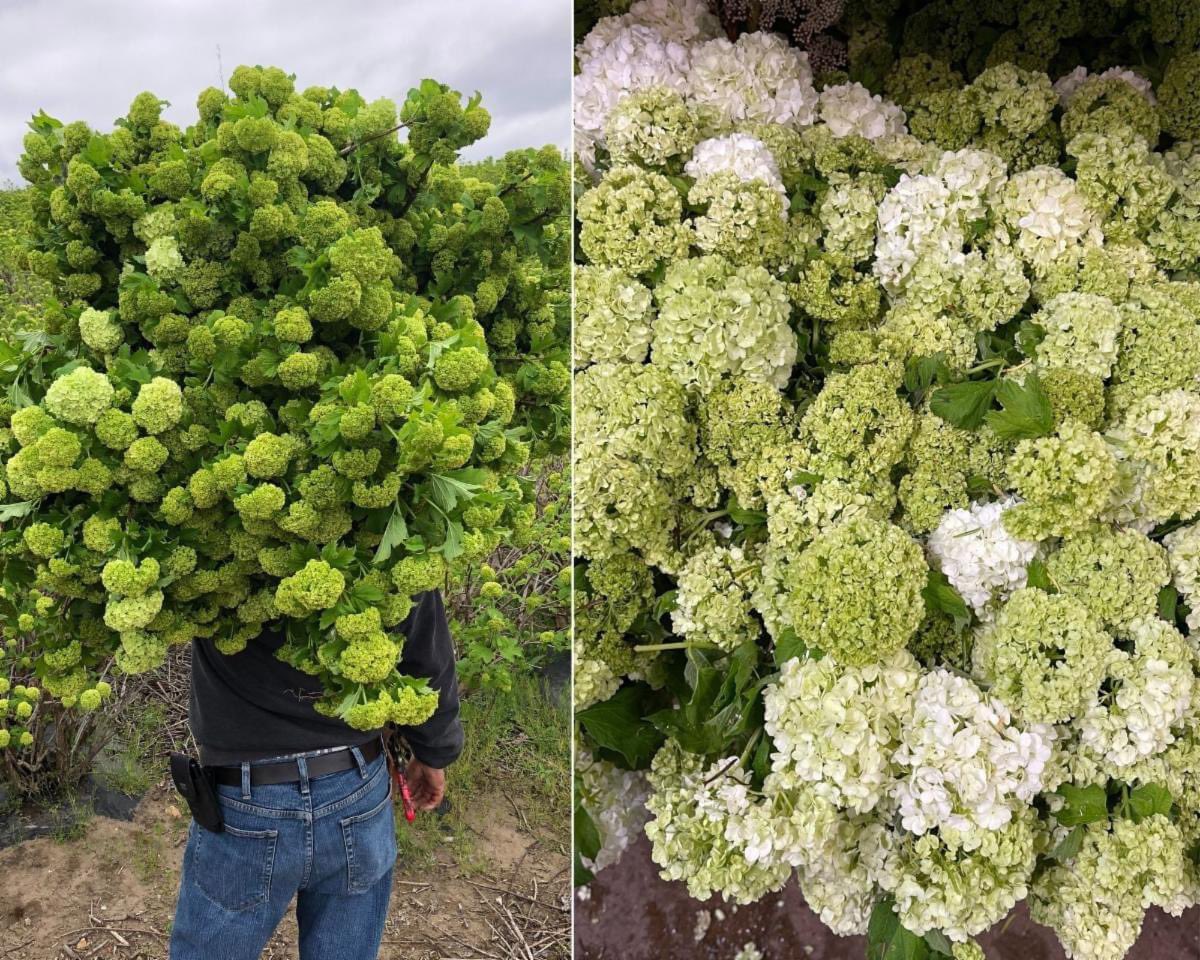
[0,783,568,959]
[576,834,1200,960]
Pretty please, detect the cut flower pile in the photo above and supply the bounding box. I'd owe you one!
[572,2,1200,958]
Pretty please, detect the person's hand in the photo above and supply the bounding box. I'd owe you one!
[404,759,446,811]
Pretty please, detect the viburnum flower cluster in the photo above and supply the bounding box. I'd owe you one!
[573,4,1200,958]
[0,66,569,739]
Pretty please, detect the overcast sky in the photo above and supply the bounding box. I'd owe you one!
[0,0,571,184]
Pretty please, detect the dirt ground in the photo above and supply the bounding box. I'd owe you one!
[0,781,569,960]
[576,834,1200,960]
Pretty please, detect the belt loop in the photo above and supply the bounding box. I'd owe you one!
[350,744,368,779]
[296,755,311,796]
[240,762,252,800]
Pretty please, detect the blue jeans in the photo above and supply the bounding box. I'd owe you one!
[170,747,396,960]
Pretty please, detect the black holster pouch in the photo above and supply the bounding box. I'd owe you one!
[170,752,224,833]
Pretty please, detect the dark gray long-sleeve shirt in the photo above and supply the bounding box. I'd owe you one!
[189,590,464,768]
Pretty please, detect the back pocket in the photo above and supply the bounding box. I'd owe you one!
[190,822,279,912]
[341,790,397,894]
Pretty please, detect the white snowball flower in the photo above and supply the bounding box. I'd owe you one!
[574,25,691,143]
[577,0,719,65]
[891,670,1054,836]
[685,133,789,207]
[873,173,958,295]
[873,148,1009,296]
[994,166,1104,267]
[818,82,907,140]
[764,650,922,814]
[688,32,819,128]
[796,812,879,936]
[1075,617,1195,773]
[577,751,652,875]
[1053,66,1156,106]
[927,499,1039,617]
[934,148,1008,222]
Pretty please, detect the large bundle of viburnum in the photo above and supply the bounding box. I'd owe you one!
[572,3,1200,959]
[0,65,568,738]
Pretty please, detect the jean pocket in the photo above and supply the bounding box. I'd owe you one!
[340,788,397,895]
[190,821,279,912]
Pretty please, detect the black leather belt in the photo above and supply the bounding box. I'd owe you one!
[211,738,383,787]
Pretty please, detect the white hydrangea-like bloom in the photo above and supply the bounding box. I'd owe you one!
[764,651,921,813]
[1075,617,1195,773]
[933,148,1008,222]
[927,499,1039,617]
[796,812,879,936]
[577,751,651,874]
[577,0,720,64]
[688,32,819,128]
[994,166,1104,267]
[874,173,958,295]
[1031,816,1190,960]
[1053,66,1156,106]
[891,670,1054,835]
[1165,522,1200,633]
[145,236,184,282]
[684,134,789,207]
[818,82,907,140]
[574,25,691,143]
[873,149,1010,297]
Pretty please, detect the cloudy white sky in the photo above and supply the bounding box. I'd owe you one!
[0,0,571,184]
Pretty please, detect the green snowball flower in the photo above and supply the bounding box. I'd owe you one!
[44,366,114,425]
[244,432,296,478]
[1004,421,1117,541]
[78,307,123,353]
[577,165,692,277]
[973,588,1113,724]
[131,377,183,434]
[1046,527,1169,630]
[787,516,926,666]
[274,559,345,617]
[23,523,65,559]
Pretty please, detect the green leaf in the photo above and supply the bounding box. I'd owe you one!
[930,380,998,430]
[337,369,372,405]
[349,580,385,605]
[373,508,409,566]
[984,372,1053,441]
[1158,585,1178,623]
[773,627,807,667]
[427,472,481,513]
[1128,783,1173,822]
[1055,783,1109,827]
[573,800,601,887]
[440,519,464,561]
[903,354,951,403]
[1026,558,1055,592]
[1049,824,1085,862]
[577,683,665,770]
[922,569,971,630]
[867,899,930,960]
[923,931,954,956]
[0,501,37,523]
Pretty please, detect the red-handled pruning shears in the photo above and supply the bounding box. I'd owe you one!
[395,767,416,823]
[384,732,416,823]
